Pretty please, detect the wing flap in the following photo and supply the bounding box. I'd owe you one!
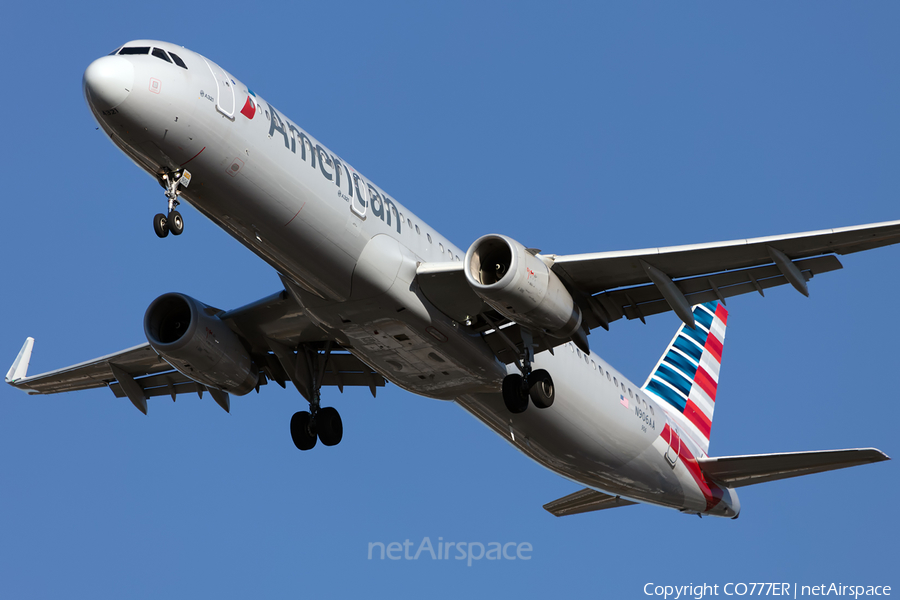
[108,370,205,399]
[599,255,842,323]
[698,448,890,488]
[543,488,637,517]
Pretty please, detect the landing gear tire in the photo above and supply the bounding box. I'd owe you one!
[168,211,184,236]
[153,213,169,238]
[316,406,343,446]
[502,374,529,414]
[528,369,555,409]
[290,411,317,450]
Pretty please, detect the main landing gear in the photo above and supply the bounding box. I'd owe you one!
[290,401,343,450]
[501,329,555,414]
[153,168,191,238]
[288,342,343,451]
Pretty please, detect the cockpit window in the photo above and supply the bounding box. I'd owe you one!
[118,47,150,55]
[152,48,172,63]
[168,52,188,69]
[108,47,122,56]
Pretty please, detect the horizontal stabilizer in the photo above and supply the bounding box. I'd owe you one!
[698,448,889,488]
[543,488,637,517]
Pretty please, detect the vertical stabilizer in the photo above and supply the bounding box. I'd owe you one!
[642,302,727,455]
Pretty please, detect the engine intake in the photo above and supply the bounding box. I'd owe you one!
[144,293,258,396]
[464,234,583,341]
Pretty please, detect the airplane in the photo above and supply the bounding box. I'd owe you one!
[5,39,896,519]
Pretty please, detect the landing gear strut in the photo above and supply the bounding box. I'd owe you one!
[288,342,344,451]
[500,328,555,414]
[153,168,190,238]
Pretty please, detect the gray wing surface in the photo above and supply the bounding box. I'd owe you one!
[8,342,173,395]
[7,290,385,413]
[551,219,900,327]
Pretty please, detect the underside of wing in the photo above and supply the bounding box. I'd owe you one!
[543,488,637,517]
[8,342,171,395]
[416,220,900,365]
[551,219,900,294]
[697,448,890,488]
[551,219,900,328]
[7,290,386,413]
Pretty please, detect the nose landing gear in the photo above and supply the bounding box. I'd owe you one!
[153,169,190,238]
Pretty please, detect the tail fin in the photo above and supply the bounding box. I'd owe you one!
[642,301,727,455]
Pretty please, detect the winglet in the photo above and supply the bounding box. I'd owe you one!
[6,337,34,383]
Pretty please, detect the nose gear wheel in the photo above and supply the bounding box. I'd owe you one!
[153,213,169,238]
[153,169,191,238]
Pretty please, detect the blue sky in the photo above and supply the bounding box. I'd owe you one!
[1,2,898,598]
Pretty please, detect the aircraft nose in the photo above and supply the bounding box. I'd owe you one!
[83,55,134,111]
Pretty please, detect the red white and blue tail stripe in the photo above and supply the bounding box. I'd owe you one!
[641,301,728,455]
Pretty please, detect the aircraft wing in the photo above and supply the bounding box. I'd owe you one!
[419,220,900,361]
[697,448,889,488]
[550,219,900,327]
[6,290,385,413]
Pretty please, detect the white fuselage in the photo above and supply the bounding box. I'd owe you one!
[84,40,739,517]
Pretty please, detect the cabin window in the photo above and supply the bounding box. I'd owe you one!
[613,377,618,386]
[427,233,432,244]
[606,371,611,381]
[169,52,188,69]
[415,224,420,235]
[576,349,582,359]
[591,360,596,371]
[584,354,589,365]
[621,383,626,393]
[439,243,444,253]
[152,48,172,63]
[119,47,150,55]
[628,388,633,398]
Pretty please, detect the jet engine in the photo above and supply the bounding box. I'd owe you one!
[464,234,583,342]
[143,293,258,395]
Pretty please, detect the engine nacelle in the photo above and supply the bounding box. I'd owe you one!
[464,234,583,340]
[143,293,258,396]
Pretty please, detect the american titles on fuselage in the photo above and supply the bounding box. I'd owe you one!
[265,101,404,236]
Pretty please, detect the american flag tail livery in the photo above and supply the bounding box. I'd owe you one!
[641,301,727,456]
